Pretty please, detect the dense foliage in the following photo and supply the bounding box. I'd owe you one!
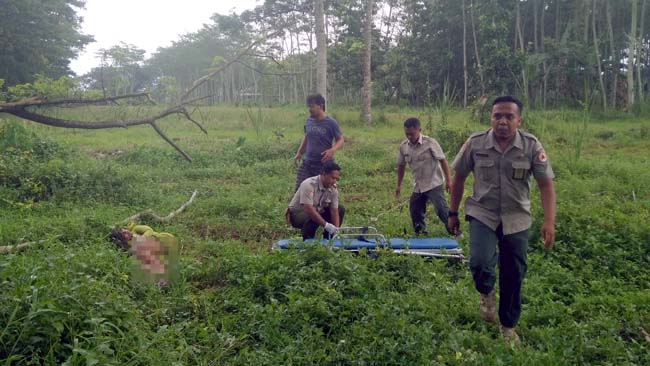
[72,0,650,110]
[1,106,648,365]
[0,0,93,86]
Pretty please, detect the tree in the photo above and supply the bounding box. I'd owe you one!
[462,0,468,107]
[84,43,148,97]
[0,0,93,86]
[361,0,373,123]
[315,0,328,98]
[628,0,638,109]
[637,0,647,102]
[592,0,607,111]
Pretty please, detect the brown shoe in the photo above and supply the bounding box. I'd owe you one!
[479,289,497,323]
[501,326,521,346]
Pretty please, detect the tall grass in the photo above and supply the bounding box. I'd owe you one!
[1,106,649,365]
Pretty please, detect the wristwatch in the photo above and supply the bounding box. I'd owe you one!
[448,211,459,217]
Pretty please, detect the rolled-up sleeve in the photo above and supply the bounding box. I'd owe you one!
[298,183,315,205]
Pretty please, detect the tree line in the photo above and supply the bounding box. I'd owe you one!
[1,0,648,111]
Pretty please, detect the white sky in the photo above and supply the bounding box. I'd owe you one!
[70,0,260,75]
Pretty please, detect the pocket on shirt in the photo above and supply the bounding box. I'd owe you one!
[417,149,432,161]
[511,161,531,180]
[475,159,495,182]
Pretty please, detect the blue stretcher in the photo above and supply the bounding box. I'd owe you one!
[273,227,464,259]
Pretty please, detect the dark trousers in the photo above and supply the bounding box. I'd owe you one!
[289,205,346,240]
[409,185,451,234]
[295,160,325,192]
[468,217,529,328]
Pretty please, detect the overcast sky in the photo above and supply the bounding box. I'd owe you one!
[70,0,260,75]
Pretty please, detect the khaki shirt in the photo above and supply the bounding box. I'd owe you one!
[288,175,339,214]
[397,134,446,193]
[451,129,554,235]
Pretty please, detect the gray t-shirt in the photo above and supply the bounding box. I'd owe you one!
[303,116,343,162]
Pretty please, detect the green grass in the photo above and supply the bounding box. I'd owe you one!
[1,105,649,365]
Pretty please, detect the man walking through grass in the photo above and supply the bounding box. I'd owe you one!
[293,94,344,191]
[395,117,454,236]
[447,95,556,345]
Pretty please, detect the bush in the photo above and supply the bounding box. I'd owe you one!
[0,122,135,203]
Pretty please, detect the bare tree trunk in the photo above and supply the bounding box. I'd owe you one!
[628,0,638,109]
[555,0,561,105]
[470,0,485,95]
[308,20,314,97]
[315,0,327,99]
[362,0,373,123]
[637,0,647,102]
[592,0,607,111]
[583,0,591,103]
[541,0,549,108]
[534,0,539,51]
[583,0,590,43]
[606,0,618,108]
[462,0,468,108]
[516,1,528,102]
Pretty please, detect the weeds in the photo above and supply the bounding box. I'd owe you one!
[0,106,649,365]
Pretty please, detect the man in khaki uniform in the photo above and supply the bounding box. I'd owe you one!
[448,96,556,344]
[288,161,345,240]
[396,117,453,235]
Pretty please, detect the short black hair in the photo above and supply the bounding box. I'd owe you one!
[493,95,524,114]
[403,117,421,129]
[306,94,326,111]
[109,227,130,251]
[321,161,341,174]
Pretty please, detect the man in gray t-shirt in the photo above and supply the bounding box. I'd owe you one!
[293,94,344,191]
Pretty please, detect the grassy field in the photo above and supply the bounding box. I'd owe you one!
[1,105,649,365]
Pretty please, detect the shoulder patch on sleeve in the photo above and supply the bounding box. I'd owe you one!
[537,150,548,162]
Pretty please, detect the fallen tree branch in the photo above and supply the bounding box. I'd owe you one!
[150,120,193,162]
[0,238,58,254]
[121,190,198,224]
[0,92,154,109]
[4,104,185,129]
[0,241,38,254]
[0,33,279,162]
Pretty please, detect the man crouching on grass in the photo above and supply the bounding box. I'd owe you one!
[287,161,345,240]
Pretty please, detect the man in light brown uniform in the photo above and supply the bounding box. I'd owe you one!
[396,117,453,235]
[448,96,556,344]
[288,161,345,240]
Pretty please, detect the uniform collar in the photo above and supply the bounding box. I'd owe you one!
[316,175,325,190]
[486,129,523,152]
[408,134,423,146]
[316,175,332,191]
[316,175,337,191]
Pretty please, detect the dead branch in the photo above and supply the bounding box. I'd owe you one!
[0,239,52,254]
[121,190,198,224]
[150,120,193,162]
[0,92,153,109]
[0,33,279,162]
[0,242,37,254]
